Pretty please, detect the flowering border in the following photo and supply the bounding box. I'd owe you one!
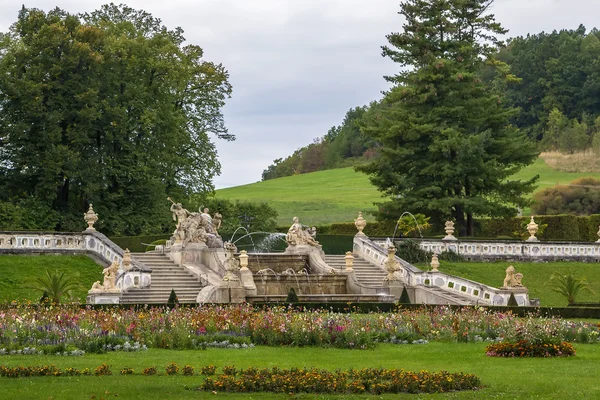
[485,340,576,357]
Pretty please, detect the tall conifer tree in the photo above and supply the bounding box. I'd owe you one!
[359,0,538,235]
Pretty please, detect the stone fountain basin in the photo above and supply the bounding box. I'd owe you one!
[246,294,395,303]
[254,274,347,296]
[236,252,309,274]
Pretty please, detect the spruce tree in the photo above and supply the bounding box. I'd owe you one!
[399,287,411,304]
[285,287,299,303]
[359,0,539,235]
[167,289,179,308]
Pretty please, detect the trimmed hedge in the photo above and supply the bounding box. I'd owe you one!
[110,235,170,253]
[301,214,600,242]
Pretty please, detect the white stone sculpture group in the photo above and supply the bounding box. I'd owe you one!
[502,265,524,289]
[168,198,222,248]
[286,217,319,247]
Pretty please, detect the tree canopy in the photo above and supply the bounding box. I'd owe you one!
[357,0,539,235]
[0,4,232,235]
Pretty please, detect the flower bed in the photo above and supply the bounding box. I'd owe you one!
[0,303,598,352]
[199,366,481,394]
[485,340,576,357]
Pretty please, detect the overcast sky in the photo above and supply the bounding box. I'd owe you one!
[1,1,600,189]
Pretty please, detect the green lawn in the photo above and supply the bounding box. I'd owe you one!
[0,255,102,303]
[1,343,599,399]
[216,158,600,226]
[415,260,600,307]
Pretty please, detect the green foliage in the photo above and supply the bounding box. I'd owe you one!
[358,0,539,236]
[398,287,411,304]
[550,272,594,305]
[27,270,80,304]
[167,289,179,308]
[285,287,299,303]
[39,291,49,305]
[396,213,431,238]
[0,5,232,235]
[507,293,519,307]
[532,178,600,215]
[145,240,168,252]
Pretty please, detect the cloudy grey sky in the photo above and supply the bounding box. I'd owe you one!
[1,1,599,189]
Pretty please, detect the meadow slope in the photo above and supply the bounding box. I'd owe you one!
[216,158,600,226]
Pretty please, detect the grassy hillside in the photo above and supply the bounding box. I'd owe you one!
[0,255,102,303]
[216,158,600,226]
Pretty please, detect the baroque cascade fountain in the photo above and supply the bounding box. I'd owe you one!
[1,203,599,306]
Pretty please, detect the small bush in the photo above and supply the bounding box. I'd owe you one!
[285,287,299,303]
[399,287,411,304]
[165,362,179,375]
[507,293,518,307]
[120,367,134,375]
[182,365,195,376]
[142,367,157,376]
[167,289,179,308]
[486,340,575,357]
[94,363,111,376]
[200,364,217,375]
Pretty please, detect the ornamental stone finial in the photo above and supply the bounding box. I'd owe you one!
[344,251,354,271]
[239,250,249,271]
[526,216,539,242]
[122,249,132,271]
[430,254,440,272]
[596,225,600,244]
[354,212,367,236]
[84,204,99,232]
[443,221,457,241]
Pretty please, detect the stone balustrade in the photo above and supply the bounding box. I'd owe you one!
[0,231,151,292]
[384,238,600,262]
[359,236,529,306]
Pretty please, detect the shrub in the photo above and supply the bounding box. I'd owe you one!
[486,340,575,357]
[165,362,179,375]
[94,363,111,376]
[200,364,217,375]
[182,365,195,376]
[507,293,518,307]
[167,289,179,308]
[285,288,299,303]
[532,178,600,216]
[142,367,157,376]
[399,287,411,304]
[120,367,134,375]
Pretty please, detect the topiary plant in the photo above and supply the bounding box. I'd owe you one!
[507,293,519,307]
[399,287,411,304]
[167,289,179,308]
[285,287,299,303]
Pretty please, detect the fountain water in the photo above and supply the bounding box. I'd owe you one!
[392,212,425,241]
[281,268,301,292]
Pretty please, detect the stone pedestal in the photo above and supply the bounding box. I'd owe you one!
[181,242,208,265]
[86,291,121,305]
[383,280,405,300]
[215,281,246,303]
[493,287,529,306]
[240,268,257,296]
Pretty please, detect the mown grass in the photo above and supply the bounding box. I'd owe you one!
[216,158,600,226]
[415,260,600,307]
[1,343,599,399]
[0,255,102,303]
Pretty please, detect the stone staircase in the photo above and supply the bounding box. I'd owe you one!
[420,286,476,305]
[324,254,387,288]
[120,252,206,304]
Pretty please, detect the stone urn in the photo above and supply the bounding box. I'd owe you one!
[526,216,539,242]
[430,254,440,272]
[443,221,457,241]
[239,250,249,270]
[84,204,99,231]
[122,249,132,271]
[354,212,367,236]
[383,244,402,281]
[596,225,600,243]
[344,251,354,271]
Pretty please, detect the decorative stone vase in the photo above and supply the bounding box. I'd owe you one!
[84,204,99,231]
[383,244,401,281]
[443,221,457,241]
[596,225,600,243]
[526,216,539,242]
[122,249,132,271]
[344,251,354,271]
[430,254,440,272]
[239,250,249,271]
[354,212,367,236]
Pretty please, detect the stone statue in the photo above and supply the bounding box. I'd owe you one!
[286,217,319,247]
[91,260,120,292]
[502,265,523,288]
[200,207,212,225]
[212,211,223,231]
[222,242,240,281]
[168,198,190,231]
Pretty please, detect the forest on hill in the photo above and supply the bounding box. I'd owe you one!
[262,25,600,181]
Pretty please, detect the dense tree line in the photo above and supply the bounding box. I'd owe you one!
[0,5,232,235]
